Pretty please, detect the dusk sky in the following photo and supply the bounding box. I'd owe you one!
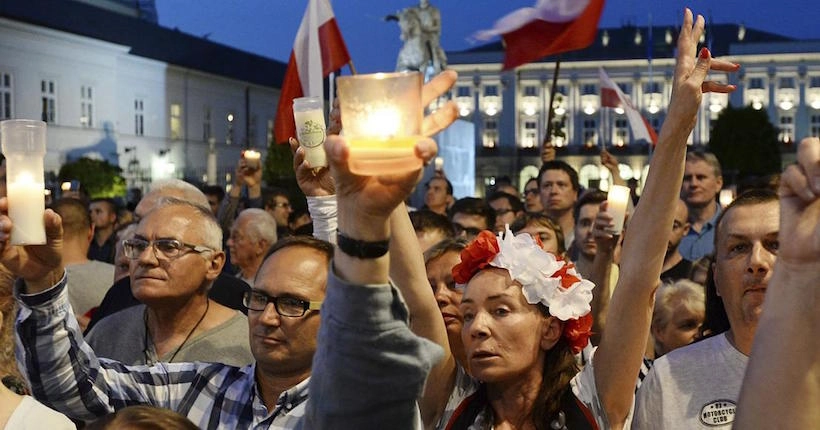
[157,0,820,74]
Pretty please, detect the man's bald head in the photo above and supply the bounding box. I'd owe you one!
[134,179,210,219]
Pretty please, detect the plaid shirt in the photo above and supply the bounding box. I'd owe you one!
[16,270,442,430]
[14,274,306,429]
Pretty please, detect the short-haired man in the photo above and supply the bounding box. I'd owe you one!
[449,197,494,239]
[678,151,724,261]
[409,209,455,252]
[634,189,779,429]
[52,198,114,331]
[228,208,278,285]
[571,190,608,278]
[538,160,580,250]
[423,176,453,216]
[486,191,524,233]
[201,184,225,215]
[660,199,692,282]
[85,199,253,367]
[522,177,544,214]
[264,188,293,239]
[88,198,118,264]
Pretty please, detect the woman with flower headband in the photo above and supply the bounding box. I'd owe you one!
[441,9,739,429]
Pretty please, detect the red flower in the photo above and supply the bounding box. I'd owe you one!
[452,231,500,285]
[563,313,593,354]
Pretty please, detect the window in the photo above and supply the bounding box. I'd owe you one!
[779,77,795,89]
[811,114,820,138]
[134,98,144,136]
[618,82,631,94]
[170,103,182,140]
[456,86,471,98]
[521,120,537,148]
[582,119,597,146]
[644,82,661,94]
[811,77,820,88]
[613,118,628,146]
[80,86,93,127]
[748,78,764,89]
[482,118,498,148]
[483,85,498,97]
[41,79,56,123]
[779,115,794,143]
[582,84,597,95]
[0,72,11,119]
[203,107,212,142]
[523,86,538,97]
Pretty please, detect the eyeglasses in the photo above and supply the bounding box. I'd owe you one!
[524,188,539,196]
[452,223,483,237]
[494,208,513,216]
[243,290,322,317]
[122,238,213,260]
[271,202,291,209]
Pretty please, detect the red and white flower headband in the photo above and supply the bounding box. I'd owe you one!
[453,226,595,354]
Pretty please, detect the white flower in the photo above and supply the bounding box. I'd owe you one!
[489,225,594,321]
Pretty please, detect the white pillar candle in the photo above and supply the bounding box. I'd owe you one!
[606,185,630,235]
[293,97,327,169]
[243,149,262,170]
[7,171,46,244]
[719,189,734,207]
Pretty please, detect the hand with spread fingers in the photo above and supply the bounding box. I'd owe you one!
[0,197,64,293]
[776,136,820,264]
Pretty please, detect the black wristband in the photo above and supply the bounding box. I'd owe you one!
[336,231,390,259]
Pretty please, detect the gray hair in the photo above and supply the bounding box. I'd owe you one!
[145,197,223,251]
[235,208,278,245]
[652,279,705,331]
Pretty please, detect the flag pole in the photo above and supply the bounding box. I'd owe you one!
[348,60,357,75]
[543,58,561,146]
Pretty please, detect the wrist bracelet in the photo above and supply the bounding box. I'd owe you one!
[336,231,390,259]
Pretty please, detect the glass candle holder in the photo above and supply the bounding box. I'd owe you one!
[243,149,261,171]
[336,72,423,176]
[606,185,630,235]
[0,119,47,244]
[292,96,327,168]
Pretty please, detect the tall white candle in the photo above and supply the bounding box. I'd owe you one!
[7,171,46,244]
[606,185,630,235]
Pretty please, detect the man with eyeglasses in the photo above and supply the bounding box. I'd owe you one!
[486,191,524,233]
[84,199,253,367]
[449,197,494,240]
[264,188,294,239]
[522,177,544,214]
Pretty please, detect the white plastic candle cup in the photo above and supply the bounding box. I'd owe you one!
[606,185,630,235]
[243,149,261,171]
[293,96,327,169]
[719,189,734,207]
[0,119,47,245]
[336,72,423,176]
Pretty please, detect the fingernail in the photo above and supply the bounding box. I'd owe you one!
[700,47,709,59]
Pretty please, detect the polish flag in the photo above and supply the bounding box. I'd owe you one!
[599,67,658,145]
[273,0,350,144]
[474,0,605,70]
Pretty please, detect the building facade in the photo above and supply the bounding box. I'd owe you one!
[0,0,285,193]
[446,23,820,196]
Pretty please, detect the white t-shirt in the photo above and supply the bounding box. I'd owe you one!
[633,333,747,429]
[5,396,75,430]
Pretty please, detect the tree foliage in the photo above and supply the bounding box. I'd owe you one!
[58,157,127,198]
[707,106,781,179]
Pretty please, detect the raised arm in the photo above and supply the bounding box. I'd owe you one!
[592,9,739,427]
[735,137,820,427]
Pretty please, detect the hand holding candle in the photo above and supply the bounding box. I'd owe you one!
[292,96,327,169]
[0,120,47,245]
[243,149,261,171]
[606,185,630,235]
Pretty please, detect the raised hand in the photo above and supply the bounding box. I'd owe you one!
[289,137,335,197]
[0,197,64,292]
[777,137,820,265]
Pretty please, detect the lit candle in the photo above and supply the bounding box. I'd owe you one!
[337,71,423,176]
[434,157,444,171]
[719,189,734,207]
[7,171,46,244]
[243,149,261,170]
[292,96,327,168]
[606,185,630,235]
[1,119,47,245]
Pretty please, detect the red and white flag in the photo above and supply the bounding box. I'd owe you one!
[274,0,350,144]
[474,0,605,70]
[598,67,658,145]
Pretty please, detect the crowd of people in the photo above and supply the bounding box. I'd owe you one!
[0,8,818,429]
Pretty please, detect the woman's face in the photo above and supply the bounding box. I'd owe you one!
[426,251,464,341]
[654,300,704,356]
[459,268,549,383]
[519,224,560,255]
